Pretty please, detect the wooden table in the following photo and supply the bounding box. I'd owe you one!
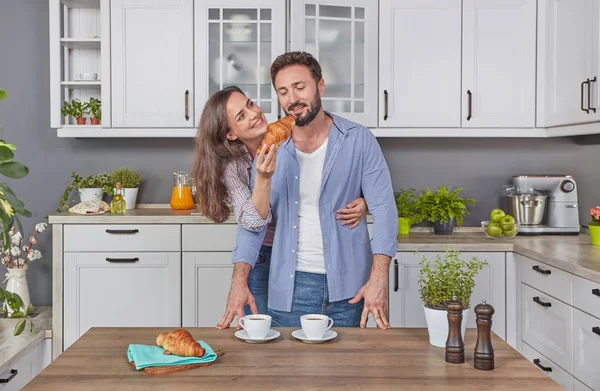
[25,327,561,390]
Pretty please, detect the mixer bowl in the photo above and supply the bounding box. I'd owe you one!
[506,194,547,225]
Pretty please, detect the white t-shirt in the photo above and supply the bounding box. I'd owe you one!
[295,139,328,274]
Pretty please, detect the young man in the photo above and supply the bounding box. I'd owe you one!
[217,52,397,329]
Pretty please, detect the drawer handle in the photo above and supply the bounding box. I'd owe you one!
[592,288,600,297]
[593,327,600,336]
[533,359,552,372]
[105,229,139,234]
[0,369,18,383]
[394,259,399,292]
[532,265,551,275]
[533,296,552,307]
[106,257,139,263]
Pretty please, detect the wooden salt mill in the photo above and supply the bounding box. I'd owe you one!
[445,296,465,364]
[474,300,495,370]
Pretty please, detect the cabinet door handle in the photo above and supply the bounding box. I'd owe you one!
[592,288,600,297]
[0,369,17,383]
[532,265,551,275]
[533,359,552,372]
[533,296,552,307]
[106,257,139,263]
[185,90,190,121]
[592,327,600,336]
[383,90,388,120]
[467,90,472,121]
[105,229,139,234]
[582,79,590,113]
[589,77,597,113]
[394,259,399,292]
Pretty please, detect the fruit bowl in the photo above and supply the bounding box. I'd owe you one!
[481,220,521,239]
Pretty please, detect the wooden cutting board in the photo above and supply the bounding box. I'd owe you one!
[129,349,225,376]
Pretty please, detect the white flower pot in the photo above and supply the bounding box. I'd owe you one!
[122,188,139,210]
[79,188,103,202]
[4,265,30,314]
[423,305,469,348]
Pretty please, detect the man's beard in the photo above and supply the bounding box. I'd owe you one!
[286,90,321,126]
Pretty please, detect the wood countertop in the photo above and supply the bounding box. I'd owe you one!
[25,327,561,390]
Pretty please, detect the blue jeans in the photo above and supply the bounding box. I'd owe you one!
[244,245,271,316]
[268,271,364,327]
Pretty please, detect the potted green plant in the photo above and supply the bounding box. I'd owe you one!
[57,172,113,212]
[61,99,89,125]
[0,287,37,336]
[418,250,488,347]
[419,185,475,235]
[0,89,31,249]
[394,188,423,235]
[87,97,101,125]
[110,167,142,209]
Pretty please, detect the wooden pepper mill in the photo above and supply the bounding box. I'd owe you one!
[474,300,495,370]
[445,296,465,364]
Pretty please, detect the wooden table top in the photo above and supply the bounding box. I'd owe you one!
[25,327,561,390]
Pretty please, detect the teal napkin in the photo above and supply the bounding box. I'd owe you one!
[127,340,217,370]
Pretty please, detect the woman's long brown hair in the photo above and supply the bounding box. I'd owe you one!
[192,86,249,223]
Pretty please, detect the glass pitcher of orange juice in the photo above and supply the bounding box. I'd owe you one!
[170,171,194,210]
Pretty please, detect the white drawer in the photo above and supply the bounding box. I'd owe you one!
[0,342,40,391]
[573,309,600,391]
[64,224,180,252]
[575,378,594,391]
[520,255,573,304]
[574,275,600,320]
[182,224,238,252]
[521,283,573,373]
[521,342,573,391]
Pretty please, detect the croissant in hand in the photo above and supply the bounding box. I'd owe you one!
[257,115,295,154]
[156,329,205,357]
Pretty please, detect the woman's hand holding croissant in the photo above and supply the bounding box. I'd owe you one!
[256,144,277,180]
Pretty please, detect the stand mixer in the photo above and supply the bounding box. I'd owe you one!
[505,175,580,235]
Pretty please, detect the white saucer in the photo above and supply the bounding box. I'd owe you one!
[234,329,280,343]
[291,329,337,344]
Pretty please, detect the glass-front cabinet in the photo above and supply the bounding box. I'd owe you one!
[194,1,286,126]
[290,0,378,127]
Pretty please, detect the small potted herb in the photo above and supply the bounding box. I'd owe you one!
[110,167,142,209]
[57,172,113,212]
[87,97,101,125]
[418,250,488,347]
[61,99,89,125]
[419,185,475,235]
[394,188,423,235]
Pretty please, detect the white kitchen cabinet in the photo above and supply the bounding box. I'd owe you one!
[573,309,600,390]
[379,0,462,128]
[461,0,536,128]
[389,252,506,340]
[0,339,51,391]
[291,0,378,127]
[111,0,194,127]
[63,252,181,350]
[182,252,235,327]
[537,0,600,127]
[521,341,574,391]
[194,0,286,126]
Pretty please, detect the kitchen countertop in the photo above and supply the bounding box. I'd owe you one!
[24,327,560,390]
[0,306,51,371]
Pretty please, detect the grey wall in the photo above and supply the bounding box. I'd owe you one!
[1,0,599,306]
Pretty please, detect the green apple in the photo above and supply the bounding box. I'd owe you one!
[499,215,515,226]
[486,222,503,237]
[502,224,518,237]
[490,209,505,223]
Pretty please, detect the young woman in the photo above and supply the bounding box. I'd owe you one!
[192,86,368,317]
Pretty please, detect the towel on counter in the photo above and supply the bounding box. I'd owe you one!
[127,340,217,370]
[68,200,110,215]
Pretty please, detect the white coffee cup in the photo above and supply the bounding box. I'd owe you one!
[76,72,98,80]
[300,314,333,339]
[239,314,271,339]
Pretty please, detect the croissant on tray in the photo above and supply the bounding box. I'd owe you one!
[258,115,295,154]
[156,329,205,357]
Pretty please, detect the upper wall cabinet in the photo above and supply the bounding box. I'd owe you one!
[379,0,536,129]
[111,0,194,128]
[194,0,286,126]
[537,0,600,128]
[290,0,379,127]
